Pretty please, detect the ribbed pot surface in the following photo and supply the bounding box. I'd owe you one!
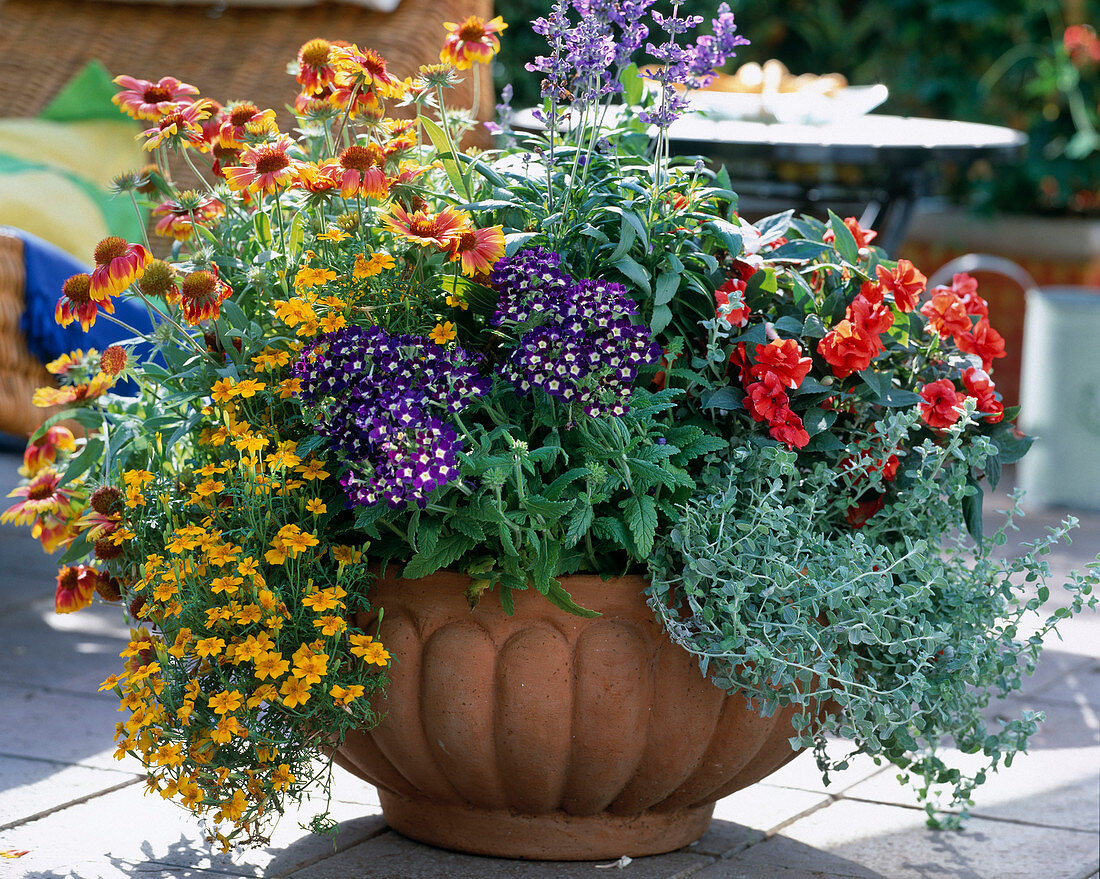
[335,569,800,860]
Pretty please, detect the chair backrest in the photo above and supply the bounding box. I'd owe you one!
[0,0,493,133]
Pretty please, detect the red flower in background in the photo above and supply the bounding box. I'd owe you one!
[715,277,749,326]
[768,408,810,450]
[750,339,812,389]
[962,367,1004,423]
[824,216,877,249]
[919,378,962,428]
[818,319,878,378]
[744,372,789,423]
[920,288,971,338]
[956,318,1007,372]
[875,259,926,313]
[1065,24,1100,68]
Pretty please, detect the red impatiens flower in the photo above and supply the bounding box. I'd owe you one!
[767,407,810,449]
[824,216,877,249]
[955,318,1007,372]
[919,378,962,429]
[875,259,926,313]
[750,338,812,389]
[89,237,151,302]
[54,565,99,614]
[962,366,1004,423]
[818,319,878,379]
[744,372,789,423]
[715,277,749,326]
[56,273,114,331]
[950,272,989,318]
[921,288,971,339]
[112,75,199,121]
[846,294,894,339]
[440,15,508,69]
[728,342,750,384]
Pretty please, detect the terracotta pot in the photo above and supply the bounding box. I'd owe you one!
[335,569,801,861]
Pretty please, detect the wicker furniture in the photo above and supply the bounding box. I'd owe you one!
[0,231,57,438]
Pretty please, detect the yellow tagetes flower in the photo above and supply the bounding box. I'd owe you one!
[316,228,350,242]
[207,689,243,715]
[330,683,365,704]
[313,614,347,636]
[211,378,235,404]
[233,378,266,398]
[279,675,313,708]
[429,321,457,345]
[254,651,290,681]
[353,251,396,279]
[194,636,225,658]
[305,497,326,515]
[294,266,338,290]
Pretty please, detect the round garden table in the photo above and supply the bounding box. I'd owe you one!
[666,113,1027,254]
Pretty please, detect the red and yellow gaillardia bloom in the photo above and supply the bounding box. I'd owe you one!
[296,38,339,95]
[54,565,99,614]
[381,204,468,250]
[89,238,151,302]
[176,269,232,324]
[32,373,114,409]
[140,100,215,152]
[329,143,389,199]
[56,273,114,330]
[112,75,200,120]
[22,426,76,476]
[224,135,301,195]
[450,223,506,276]
[440,15,508,69]
[217,102,279,151]
[2,468,80,527]
[151,193,225,241]
[330,45,400,94]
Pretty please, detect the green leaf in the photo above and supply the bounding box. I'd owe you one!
[773,315,804,336]
[402,534,477,579]
[962,478,984,546]
[650,304,672,334]
[654,272,680,307]
[420,116,467,197]
[703,219,743,256]
[58,436,104,487]
[612,255,652,296]
[564,505,595,548]
[504,231,540,256]
[769,239,832,262]
[608,213,636,262]
[880,389,923,408]
[994,432,1034,464]
[802,408,837,436]
[827,210,859,265]
[620,62,644,106]
[622,495,658,558]
[546,580,601,618]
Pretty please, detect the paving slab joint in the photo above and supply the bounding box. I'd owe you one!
[0,775,144,833]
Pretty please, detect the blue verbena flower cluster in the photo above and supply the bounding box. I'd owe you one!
[294,326,487,510]
[490,249,661,418]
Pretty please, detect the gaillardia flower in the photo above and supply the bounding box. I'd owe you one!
[56,273,114,330]
[2,469,80,527]
[224,135,300,194]
[296,38,338,95]
[449,224,505,276]
[177,269,232,324]
[89,238,151,302]
[440,15,508,69]
[112,75,199,120]
[54,565,98,614]
[381,204,467,249]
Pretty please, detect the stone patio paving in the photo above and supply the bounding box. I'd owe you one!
[1,450,1097,879]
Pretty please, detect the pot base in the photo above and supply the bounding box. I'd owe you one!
[377,790,716,861]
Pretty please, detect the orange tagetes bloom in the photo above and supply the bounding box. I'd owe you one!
[112,75,199,120]
[89,237,151,302]
[224,135,300,194]
[450,224,505,276]
[382,204,468,249]
[56,273,114,331]
[440,15,508,69]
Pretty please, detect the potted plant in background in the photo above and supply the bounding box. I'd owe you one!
[4,0,1096,861]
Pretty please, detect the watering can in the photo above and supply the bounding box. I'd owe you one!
[929,254,1100,511]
